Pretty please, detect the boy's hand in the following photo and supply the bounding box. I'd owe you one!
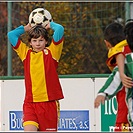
[24,23,32,32]
[120,73,133,88]
[94,95,105,108]
[45,22,50,30]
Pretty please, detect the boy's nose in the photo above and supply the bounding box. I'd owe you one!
[36,41,40,45]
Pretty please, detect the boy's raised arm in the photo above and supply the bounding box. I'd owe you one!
[7,25,25,47]
[50,21,64,42]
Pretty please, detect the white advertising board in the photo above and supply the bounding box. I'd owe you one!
[0,77,110,132]
[0,79,25,131]
[59,78,95,131]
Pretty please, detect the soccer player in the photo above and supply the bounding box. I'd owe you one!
[124,19,133,128]
[94,22,132,131]
[7,21,64,131]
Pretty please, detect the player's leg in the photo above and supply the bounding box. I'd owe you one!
[23,102,39,131]
[114,88,130,132]
[24,124,38,131]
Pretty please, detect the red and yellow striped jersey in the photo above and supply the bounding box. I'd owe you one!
[13,38,64,102]
[106,40,128,71]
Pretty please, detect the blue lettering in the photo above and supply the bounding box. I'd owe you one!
[10,112,23,130]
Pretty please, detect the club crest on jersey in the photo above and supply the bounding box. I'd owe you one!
[44,49,48,55]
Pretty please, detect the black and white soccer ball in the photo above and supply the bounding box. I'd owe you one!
[29,8,52,27]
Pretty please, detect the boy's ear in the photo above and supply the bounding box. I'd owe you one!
[104,40,112,50]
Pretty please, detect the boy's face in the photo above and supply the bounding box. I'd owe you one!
[30,36,48,52]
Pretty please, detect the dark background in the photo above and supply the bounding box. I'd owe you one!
[0,2,126,76]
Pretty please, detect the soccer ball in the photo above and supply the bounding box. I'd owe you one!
[29,8,52,27]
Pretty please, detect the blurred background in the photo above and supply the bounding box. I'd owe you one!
[0,2,132,76]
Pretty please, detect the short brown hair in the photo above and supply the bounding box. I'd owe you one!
[28,25,49,46]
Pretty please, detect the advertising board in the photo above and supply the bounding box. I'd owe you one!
[0,76,117,132]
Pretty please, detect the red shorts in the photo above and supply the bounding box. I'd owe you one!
[23,101,60,131]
